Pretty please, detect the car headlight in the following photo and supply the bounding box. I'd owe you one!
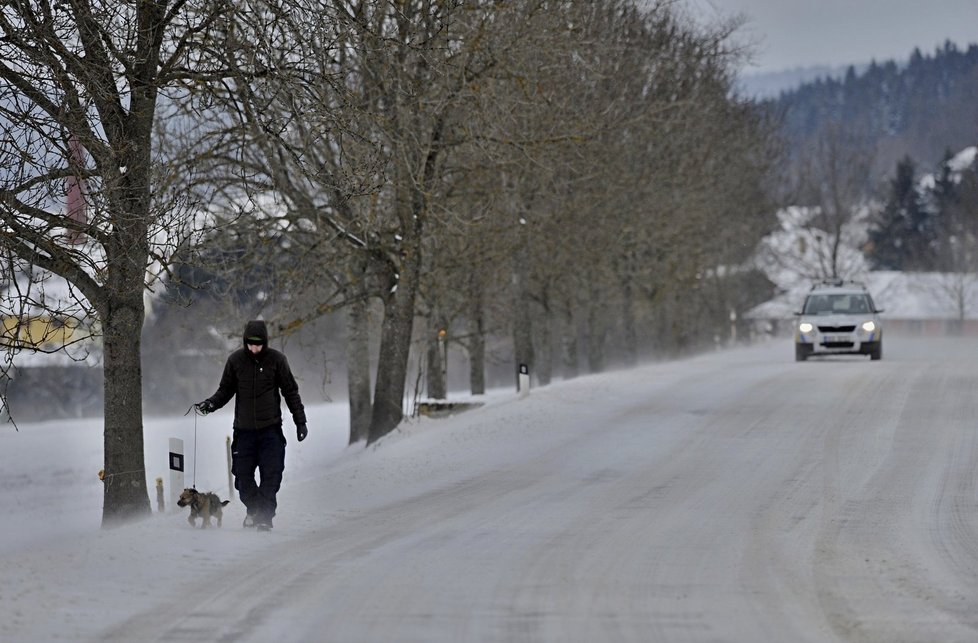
[799,322,814,333]
[861,321,876,332]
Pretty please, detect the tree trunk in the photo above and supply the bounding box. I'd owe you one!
[367,240,421,444]
[101,289,150,526]
[536,302,553,387]
[586,281,606,373]
[101,145,154,525]
[621,275,638,367]
[425,317,447,400]
[513,297,536,388]
[561,305,579,380]
[346,297,372,444]
[513,239,536,377]
[468,273,486,396]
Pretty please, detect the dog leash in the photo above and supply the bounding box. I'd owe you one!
[192,408,198,488]
[184,403,200,489]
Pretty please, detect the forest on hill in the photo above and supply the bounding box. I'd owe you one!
[770,41,978,185]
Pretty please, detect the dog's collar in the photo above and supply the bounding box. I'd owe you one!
[180,489,200,508]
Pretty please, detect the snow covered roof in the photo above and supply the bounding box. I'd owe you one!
[921,146,978,189]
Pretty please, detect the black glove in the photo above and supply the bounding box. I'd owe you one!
[296,423,308,442]
[195,400,215,415]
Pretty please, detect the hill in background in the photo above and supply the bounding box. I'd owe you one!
[763,42,978,183]
[739,64,858,100]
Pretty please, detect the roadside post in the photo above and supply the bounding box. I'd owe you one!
[168,437,185,512]
[517,363,530,398]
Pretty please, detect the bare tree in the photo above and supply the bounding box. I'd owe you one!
[498,2,776,367]
[186,0,778,442]
[792,124,875,279]
[0,0,237,524]
[199,0,560,443]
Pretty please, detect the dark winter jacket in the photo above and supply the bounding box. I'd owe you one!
[205,320,306,431]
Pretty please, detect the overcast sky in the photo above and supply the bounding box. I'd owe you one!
[684,0,978,74]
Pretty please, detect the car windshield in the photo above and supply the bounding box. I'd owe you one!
[803,293,873,315]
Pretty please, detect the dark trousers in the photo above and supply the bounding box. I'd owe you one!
[231,424,286,523]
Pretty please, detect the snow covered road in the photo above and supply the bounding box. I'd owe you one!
[4,336,978,642]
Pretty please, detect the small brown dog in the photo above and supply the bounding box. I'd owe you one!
[177,488,230,529]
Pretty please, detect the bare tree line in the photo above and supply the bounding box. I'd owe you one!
[1,0,777,523]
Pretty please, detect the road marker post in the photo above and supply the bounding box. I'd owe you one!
[517,363,530,398]
[168,437,185,512]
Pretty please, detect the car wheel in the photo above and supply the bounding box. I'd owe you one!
[870,343,882,361]
[795,344,809,362]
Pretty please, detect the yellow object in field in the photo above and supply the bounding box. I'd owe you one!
[0,315,83,349]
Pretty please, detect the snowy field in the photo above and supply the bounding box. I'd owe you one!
[3,334,978,642]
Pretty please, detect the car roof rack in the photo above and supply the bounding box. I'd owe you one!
[809,278,866,291]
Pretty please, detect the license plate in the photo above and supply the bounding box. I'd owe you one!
[824,335,847,342]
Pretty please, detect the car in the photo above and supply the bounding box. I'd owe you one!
[794,280,883,361]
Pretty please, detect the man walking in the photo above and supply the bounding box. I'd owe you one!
[196,320,308,531]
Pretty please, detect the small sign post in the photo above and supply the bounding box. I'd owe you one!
[517,363,530,398]
[168,437,185,512]
[155,477,165,513]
